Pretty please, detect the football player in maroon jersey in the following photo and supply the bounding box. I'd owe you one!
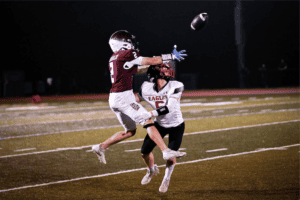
[92,30,187,164]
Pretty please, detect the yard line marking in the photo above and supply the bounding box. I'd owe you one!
[265,97,273,100]
[1,119,299,159]
[184,119,300,137]
[255,147,287,151]
[0,143,298,193]
[184,108,300,121]
[1,101,298,130]
[14,148,36,152]
[238,109,248,113]
[260,109,272,113]
[124,147,187,152]
[180,101,241,107]
[125,149,140,152]
[206,148,228,152]
[6,106,57,111]
[0,125,123,140]
[212,110,224,114]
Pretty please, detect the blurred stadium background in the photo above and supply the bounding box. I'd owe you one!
[0,1,298,98]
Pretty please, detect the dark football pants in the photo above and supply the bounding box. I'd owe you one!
[141,122,185,155]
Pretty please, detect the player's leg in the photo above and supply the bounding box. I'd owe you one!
[140,128,167,185]
[143,119,167,151]
[159,122,185,193]
[141,152,155,169]
[92,110,137,164]
[143,120,186,160]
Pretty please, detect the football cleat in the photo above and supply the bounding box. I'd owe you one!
[141,164,159,185]
[159,177,170,193]
[163,148,186,160]
[92,144,106,164]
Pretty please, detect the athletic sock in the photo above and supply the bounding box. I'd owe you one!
[164,164,175,180]
[150,166,155,172]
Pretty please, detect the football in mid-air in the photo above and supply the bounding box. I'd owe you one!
[191,13,209,31]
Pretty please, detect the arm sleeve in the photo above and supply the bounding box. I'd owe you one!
[166,96,180,112]
[167,84,184,112]
[123,56,145,70]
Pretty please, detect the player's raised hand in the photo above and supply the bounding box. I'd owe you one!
[172,45,187,62]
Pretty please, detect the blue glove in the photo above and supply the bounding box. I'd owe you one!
[172,45,187,62]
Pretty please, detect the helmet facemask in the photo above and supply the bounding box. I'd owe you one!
[147,63,175,82]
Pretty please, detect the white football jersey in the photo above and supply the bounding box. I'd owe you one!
[139,80,184,128]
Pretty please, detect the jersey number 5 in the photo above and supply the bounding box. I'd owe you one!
[155,101,164,108]
[109,62,116,83]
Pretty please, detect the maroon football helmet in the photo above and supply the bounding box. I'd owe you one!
[109,30,139,52]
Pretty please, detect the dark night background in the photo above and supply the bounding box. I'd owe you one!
[0,1,299,97]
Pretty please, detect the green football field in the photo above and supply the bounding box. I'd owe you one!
[0,92,299,199]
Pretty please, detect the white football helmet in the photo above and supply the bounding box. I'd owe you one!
[108,30,139,53]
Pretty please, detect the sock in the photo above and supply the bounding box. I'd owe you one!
[150,166,155,171]
[164,164,175,180]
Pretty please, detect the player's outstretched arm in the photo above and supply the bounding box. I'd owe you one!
[136,65,150,74]
[141,45,187,65]
[124,45,187,70]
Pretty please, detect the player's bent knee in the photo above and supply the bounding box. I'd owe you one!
[141,153,150,159]
[167,158,176,165]
[143,119,155,129]
[127,129,136,136]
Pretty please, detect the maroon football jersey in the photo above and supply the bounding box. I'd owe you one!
[108,49,139,93]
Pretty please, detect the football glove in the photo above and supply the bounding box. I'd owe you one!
[161,45,187,62]
[172,45,187,62]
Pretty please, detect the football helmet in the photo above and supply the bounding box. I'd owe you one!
[109,30,139,52]
[147,63,175,82]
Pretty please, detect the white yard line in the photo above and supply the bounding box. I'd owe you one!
[212,110,224,114]
[125,149,140,152]
[206,148,228,152]
[0,143,298,193]
[6,106,57,111]
[14,148,36,152]
[1,119,299,159]
[180,101,241,107]
[1,109,299,140]
[1,101,298,129]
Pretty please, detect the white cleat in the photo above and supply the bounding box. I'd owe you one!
[163,148,186,160]
[92,144,106,164]
[159,177,170,193]
[141,164,159,185]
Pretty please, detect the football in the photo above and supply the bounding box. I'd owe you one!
[191,13,209,31]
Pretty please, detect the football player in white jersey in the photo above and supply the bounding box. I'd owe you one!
[135,63,185,193]
[92,30,187,165]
